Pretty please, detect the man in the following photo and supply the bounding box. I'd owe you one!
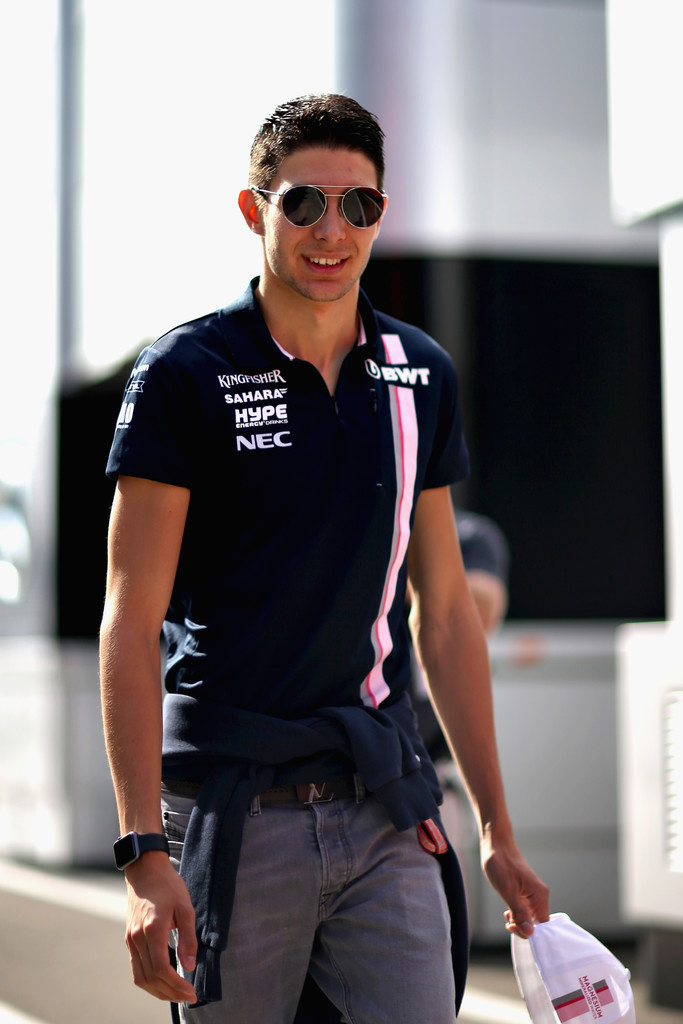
[455,509,509,636]
[100,93,548,1024]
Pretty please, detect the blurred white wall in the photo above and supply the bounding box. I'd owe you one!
[0,2,59,637]
[0,0,338,638]
[78,0,337,379]
[607,0,683,225]
[607,0,683,962]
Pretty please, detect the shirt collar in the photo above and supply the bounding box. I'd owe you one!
[217,278,381,370]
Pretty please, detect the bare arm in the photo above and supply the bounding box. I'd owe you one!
[407,486,549,937]
[100,474,197,1002]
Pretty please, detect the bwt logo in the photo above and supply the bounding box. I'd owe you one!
[235,404,287,425]
[236,431,292,452]
[365,359,430,385]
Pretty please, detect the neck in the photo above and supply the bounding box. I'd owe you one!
[256,279,361,393]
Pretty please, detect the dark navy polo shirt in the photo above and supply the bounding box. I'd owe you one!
[106,279,469,719]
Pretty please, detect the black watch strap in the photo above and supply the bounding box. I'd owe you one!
[113,831,170,870]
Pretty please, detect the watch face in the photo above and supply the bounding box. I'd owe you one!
[114,833,138,869]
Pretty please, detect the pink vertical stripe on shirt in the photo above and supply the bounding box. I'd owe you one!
[361,334,419,707]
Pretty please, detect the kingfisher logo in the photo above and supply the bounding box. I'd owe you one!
[365,358,430,386]
[217,370,286,388]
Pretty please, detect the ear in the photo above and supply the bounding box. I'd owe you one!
[238,189,264,235]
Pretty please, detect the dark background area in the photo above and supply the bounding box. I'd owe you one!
[362,255,665,621]
[57,254,665,636]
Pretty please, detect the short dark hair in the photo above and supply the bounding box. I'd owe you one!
[248,93,385,191]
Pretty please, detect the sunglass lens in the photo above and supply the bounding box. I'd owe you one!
[281,186,326,227]
[342,188,384,227]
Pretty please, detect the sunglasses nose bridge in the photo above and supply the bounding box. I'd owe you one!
[313,191,348,234]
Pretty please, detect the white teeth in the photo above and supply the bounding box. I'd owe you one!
[309,257,342,265]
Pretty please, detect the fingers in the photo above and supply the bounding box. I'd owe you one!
[127,915,198,1003]
[505,909,534,938]
[503,868,550,939]
[483,840,550,940]
[175,898,198,974]
[123,856,199,1002]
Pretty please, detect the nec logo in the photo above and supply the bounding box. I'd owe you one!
[365,359,430,385]
[236,431,292,452]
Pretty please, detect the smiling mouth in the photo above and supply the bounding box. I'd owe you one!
[307,256,345,266]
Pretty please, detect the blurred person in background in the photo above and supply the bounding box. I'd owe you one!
[455,509,509,636]
[412,509,509,762]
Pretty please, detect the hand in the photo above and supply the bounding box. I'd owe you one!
[480,826,550,939]
[124,851,198,1003]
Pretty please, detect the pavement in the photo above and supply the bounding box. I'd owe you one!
[0,857,681,1024]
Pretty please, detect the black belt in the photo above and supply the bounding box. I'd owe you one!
[162,774,364,806]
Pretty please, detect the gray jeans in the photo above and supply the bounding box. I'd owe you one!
[162,786,456,1024]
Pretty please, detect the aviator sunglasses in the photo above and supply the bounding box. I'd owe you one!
[251,184,388,228]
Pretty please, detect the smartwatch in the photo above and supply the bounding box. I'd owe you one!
[113,831,170,871]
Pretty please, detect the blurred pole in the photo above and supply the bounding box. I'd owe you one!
[335,0,469,253]
[58,0,82,389]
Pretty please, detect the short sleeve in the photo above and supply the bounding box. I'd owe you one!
[106,344,197,488]
[422,353,470,489]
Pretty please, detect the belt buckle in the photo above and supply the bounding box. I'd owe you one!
[303,782,335,805]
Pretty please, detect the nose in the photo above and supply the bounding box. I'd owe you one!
[313,196,347,240]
